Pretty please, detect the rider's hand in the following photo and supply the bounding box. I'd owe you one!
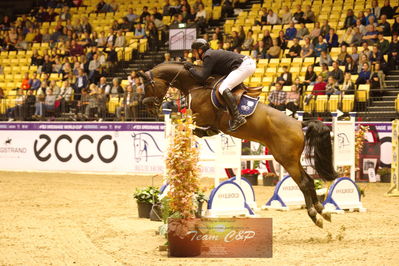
[183,62,193,70]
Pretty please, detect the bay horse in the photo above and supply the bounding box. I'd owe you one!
[139,62,337,228]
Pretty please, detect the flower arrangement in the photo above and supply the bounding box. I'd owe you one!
[355,125,369,169]
[241,169,260,175]
[165,112,200,219]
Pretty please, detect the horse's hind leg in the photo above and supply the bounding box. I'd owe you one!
[302,170,332,222]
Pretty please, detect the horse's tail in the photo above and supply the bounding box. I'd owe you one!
[302,120,337,181]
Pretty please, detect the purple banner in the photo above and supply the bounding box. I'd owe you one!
[0,122,165,132]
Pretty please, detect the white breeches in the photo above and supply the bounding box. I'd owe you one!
[218,57,256,94]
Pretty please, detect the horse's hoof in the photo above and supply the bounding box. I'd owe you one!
[322,212,332,222]
[315,218,323,228]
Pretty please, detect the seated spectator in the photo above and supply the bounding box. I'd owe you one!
[256,7,268,26]
[85,84,99,119]
[126,8,139,23]
[114,30,126,47]
[285,22,297,41]
[342,9,356,29]
[356,63,372,84]
[163,52,172,63]
[60,6,72,21]
[371,0,381,18]
[314,35,327,57]
[363,25,379,45]
[44,88,56,114]
[286,84,300,115]
[242,30,254,51]
[49,80,60,97]
[320,63,330,81]
[230,31,241,50]
[109,0,119,12]
[268,83,286,111]
[300,37,314,57]
[303,5,315,23]
[277,66,293,86]
[292,5,304,23]
[70,39,84,56]
[328,61,344,84]
[325,28,339,50]
[309,22,321,41]
[74,68,89,101]
[344,56,358,74]
[266,9,280,25]
[319,51,333,68]
[98,76,111,94]
[57,80,73,113]
[117,85,140,120]
[266,39,281,59]
[21,73,31,90]
[209,33,220,50]
[350,27,363,46]
[351,46,360,64]
[140,6,151,23]
[195,4,207,34]
[296,23,310,40]
[325,76,340,96]
[304,65,317,85]
[252,40,267,59]
[286,38,301,58]
[369,63,386,98]
[339,27,353,46]
[380,0,395,19]
[109,78,124,99]
[367,15,378,28]
[6,89,25,121]
[88,54,101,83]
[320,20,331,36]
[369,46,385,66]
[377,33,390,55]
[262,30,273,50]
[342,72,355,95]
[377,15,391,36]
[312,75,327,95]
[277,30,288,50]
[29,72,41,91]
[293,77,304,94]
[337,45,349,65]
[281,6,292,25]
[392,16,399,35]
[358,54,371,73]
[162,87,179,112]
[134,24,146,38]
[362,41,372,57]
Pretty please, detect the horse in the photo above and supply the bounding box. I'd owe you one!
[138,62,337,228]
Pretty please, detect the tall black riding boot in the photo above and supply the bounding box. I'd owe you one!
[222,89,247,131]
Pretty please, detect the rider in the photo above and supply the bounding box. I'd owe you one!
[184,38,256,131]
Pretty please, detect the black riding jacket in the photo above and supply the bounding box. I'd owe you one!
[188,49,245,82]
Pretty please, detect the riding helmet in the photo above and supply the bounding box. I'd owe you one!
[191,38,210,52]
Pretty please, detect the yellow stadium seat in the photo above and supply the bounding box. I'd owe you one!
[342,95,355,112]
[315,95,328,113]
[328,94,340,112]
[262,76,273,86]
[303,98,315,113]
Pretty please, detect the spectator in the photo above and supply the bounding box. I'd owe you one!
[344,56,358,74]
[303,5,315,23]
[389,34,399,54]
[342,72,355,95]
[276,30,288,50]
[117,85,139,120]
[114,30,126,47]
[98,76,111,94]
[57,80,73,113]
[215,27,223,42]
[82,17,92,34]
[325,76,340,96]
[70,39,84,56]
[358,54,371,72]
[320,50,333,66]
[109,0,119,12]
[362,25,378,45]
[252,40,267,59]
[241,30,254,50]
[221,0,234,18]
[277,66,293,86]
[163,52,171,63]
[85,84,99,119]
[370,46,385,66]
[140,6,151,23]
[370,63,386,98]
[314,35,327,57]
[292,5,304,23]
[267,9,280,25]
[356,63,371,84]
[320,63,330,81]
[293,77,304,94]
[75,68,89,101]
[29,72,41,91]
[285,84,300,115]
[21,73,31,90]
[147,22,159,51]
[34,92,46,118]
[134,24,146,38]
[262,30,273,50]
[365,9,377,26]
[88,54,101,83]
[296,23,309,40]
[266,39,281,58]
[377,15,391,36]
[44,88,56,114]
[309,22,321,41]
[320,20,331,36]
[300,37,314,57]
[339,27,353,46]
[286,38,302,58]
[24,89,36,119]
[361,42,372,58]
[109,78,124,99]
[268,83,286,111]
[312,75,327,95]
[356,19,367,35]
[163,0,171,16]
[60,6,72,21]
[351,46,360,64]
[97,86,108,121]
[195,4,207,34]
[392,16,399,35]
[329,61,344,84]
[49,80,60,97]
[342,9,356,29]
[388,49,399,70]
[285,22,297,40]
[304,65,317,85]
[126,8,139,23]
[7,89,26,121]
[371,0,381,18]
[337,45,349,65]
[256,7,268,25]
[162,87,179,112]
[325,28,339,50]
[351,27,363,46]
[281,6,292,25]
[380,0,394,19]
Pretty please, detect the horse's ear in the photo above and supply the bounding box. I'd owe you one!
[137,71,149,81]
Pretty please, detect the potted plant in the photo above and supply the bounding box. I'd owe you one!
[133,186,160,218]
[164,112,202,257]
[262,172,279,186]
[241,169,260,186]
[377,168,391,183]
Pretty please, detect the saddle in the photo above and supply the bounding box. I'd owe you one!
[205,76,263,108]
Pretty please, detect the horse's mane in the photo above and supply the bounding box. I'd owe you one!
[157,61,202,68]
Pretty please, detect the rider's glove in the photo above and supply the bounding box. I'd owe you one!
[183,62,193,70]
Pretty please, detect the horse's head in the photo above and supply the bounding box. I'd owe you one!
[137,70,167,117]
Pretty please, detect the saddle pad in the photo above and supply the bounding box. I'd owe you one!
[211,89,259,117]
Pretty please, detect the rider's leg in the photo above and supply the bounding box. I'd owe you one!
[218,57,256,131]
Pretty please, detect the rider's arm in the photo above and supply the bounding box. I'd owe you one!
[188,55,214,82]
